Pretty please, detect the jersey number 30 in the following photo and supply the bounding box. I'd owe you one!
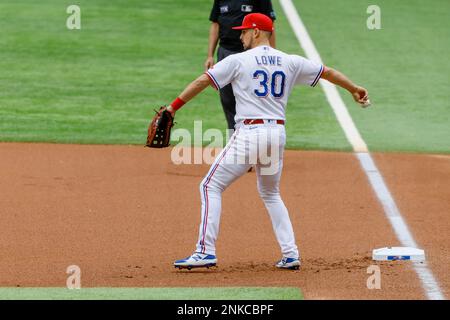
[253,70,286,98]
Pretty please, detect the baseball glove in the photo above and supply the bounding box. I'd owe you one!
[145,106,175,148]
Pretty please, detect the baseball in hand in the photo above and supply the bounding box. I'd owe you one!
[361,99,371,108]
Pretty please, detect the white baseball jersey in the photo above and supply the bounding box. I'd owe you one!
[206,45,323,124]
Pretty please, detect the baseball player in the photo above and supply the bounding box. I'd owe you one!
[168,13,369,270]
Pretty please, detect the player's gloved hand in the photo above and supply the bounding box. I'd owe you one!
[145,106,175,148]
[204,56,215,71]
[352,86,371,108]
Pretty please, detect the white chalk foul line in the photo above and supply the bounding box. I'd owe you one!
[279,0,445,300]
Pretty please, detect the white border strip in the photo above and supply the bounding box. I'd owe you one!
[279,0,444,300]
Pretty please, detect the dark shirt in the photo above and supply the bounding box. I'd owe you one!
[210,0,276,52]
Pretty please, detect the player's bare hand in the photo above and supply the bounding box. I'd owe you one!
[204,56,215,71]
[351,86,370,107]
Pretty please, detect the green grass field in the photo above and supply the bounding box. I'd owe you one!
[295,0,450,153]
[0,287,302,300]
[1,0,447,152]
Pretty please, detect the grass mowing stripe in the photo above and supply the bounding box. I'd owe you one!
[294,0,450,153]
[0,287,303,300]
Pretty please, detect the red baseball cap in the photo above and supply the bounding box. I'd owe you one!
[232,13,274,32]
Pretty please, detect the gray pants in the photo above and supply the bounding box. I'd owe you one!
[217,46,240,130]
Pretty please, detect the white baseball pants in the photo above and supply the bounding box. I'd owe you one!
[195,121,299,259]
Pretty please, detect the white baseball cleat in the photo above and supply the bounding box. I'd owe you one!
[174,252,217,270]
[275,257,301,270]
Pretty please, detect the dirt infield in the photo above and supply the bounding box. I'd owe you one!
[0,143,448,299]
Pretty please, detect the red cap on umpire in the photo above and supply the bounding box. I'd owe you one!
[232,13,274,32]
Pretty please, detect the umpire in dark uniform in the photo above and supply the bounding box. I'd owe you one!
[205,0,276,132]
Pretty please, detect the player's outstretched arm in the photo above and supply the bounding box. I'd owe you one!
[166,74,211,113]
[321,66,370,107]
[146,74,211,148]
